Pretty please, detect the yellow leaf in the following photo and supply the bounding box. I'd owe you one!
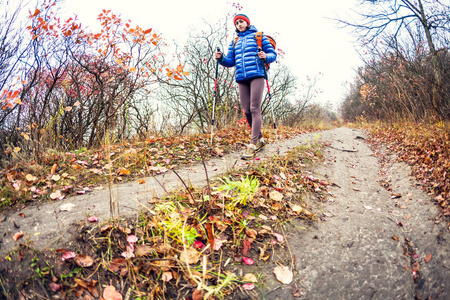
[119,169,130,176]
[14,147,20,153]
[14,98,22,105]
[129,67,137,72]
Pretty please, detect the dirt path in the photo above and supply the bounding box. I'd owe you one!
[1,127,449,299]
[265,127,450,300]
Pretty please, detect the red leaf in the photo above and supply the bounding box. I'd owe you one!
[61,251,76,261]
[206,223,214,250]
[194,240,204,249]
[242,257,254,265]
[87,216,98,222]
[242,239,252,255]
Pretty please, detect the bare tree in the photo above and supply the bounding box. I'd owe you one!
[340,0,450,118]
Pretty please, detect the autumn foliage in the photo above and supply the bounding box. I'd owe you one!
[368,122,450,215]
[0,1,188,161]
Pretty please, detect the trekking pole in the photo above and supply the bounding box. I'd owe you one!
[210,47,220,147]
[258,47,280,154]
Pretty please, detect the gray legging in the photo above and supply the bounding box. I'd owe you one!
[238,77,265,145]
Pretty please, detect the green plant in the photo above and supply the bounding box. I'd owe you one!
[31,257,54,283]
[155,202,198,246]
[217,175,259,208]
[60,267,82,283]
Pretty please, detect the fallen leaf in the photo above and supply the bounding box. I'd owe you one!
[273,233,284,243]
[103,285,123,300]
[161,271,173,282]
[243,273,258,283]
[49,282,61,292]
[192,289,203,300]
[242,283,255,290]
[269,190,283,202]
[180,247,200,264]
[109,258,127,272]
[403,215,412,220]
[245,228,257,239]
[74,254,94,268]
[60,202,76,211]
[424,254,432,263]
[259,244,270,262]
[87,216,98,222]
[242,257,254,265]
[51,164,57,174]
[25,174,37,182]
[302,208,314,218]
[139,179,146,184]
[119,169,130,176]
[12,231,24,241]
[242,239,252,255]
[213,236,226,251]
[291,204,303,214]
[206,222,214,250]
[135,245,154,256]
[61,251,76,261]
[392,236,399,241]
[51,174,61,182]
[273,265,293,284]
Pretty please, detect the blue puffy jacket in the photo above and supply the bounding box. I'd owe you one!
[220,25,277,83]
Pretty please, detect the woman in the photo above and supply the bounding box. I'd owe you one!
[215,14,277,160]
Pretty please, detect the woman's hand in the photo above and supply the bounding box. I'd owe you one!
[258,51,266,61]
[215,52,223,60]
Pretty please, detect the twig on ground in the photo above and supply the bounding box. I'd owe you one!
[326,145,358,152]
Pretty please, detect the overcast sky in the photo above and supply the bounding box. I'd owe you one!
[63,0,364,108]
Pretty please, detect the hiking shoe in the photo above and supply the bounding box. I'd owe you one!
[255,138,266,152]
[241,144,257,160]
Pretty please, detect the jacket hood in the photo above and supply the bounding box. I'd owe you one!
[237,25,258,37]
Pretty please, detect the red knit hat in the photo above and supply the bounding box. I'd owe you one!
[233,14,250,26]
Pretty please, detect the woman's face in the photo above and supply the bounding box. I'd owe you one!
[235,19,248,32]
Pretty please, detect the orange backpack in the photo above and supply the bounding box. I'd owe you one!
[233,32,276,69]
